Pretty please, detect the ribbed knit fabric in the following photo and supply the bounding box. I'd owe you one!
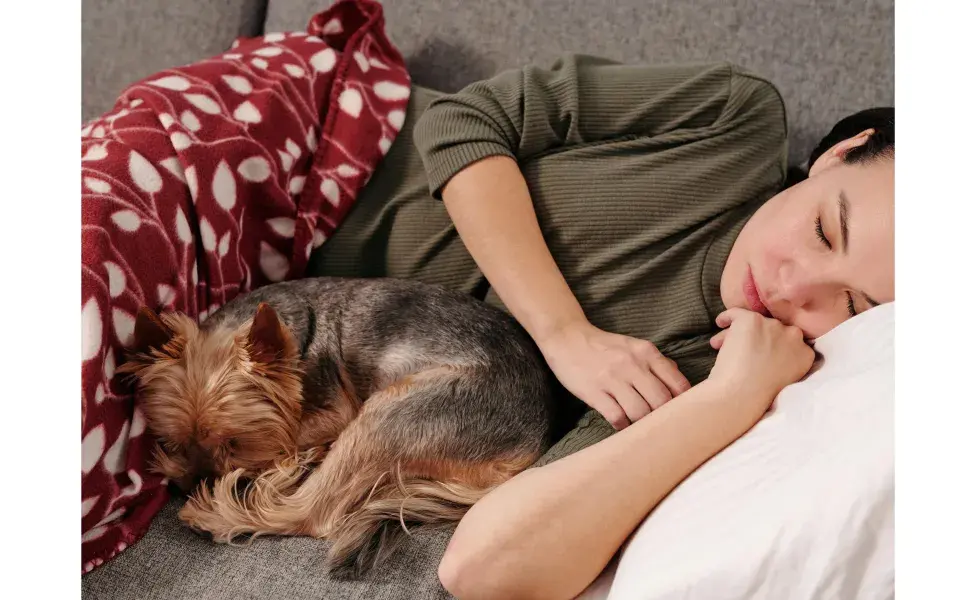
[308,55,788,461]
[306,86,488,297]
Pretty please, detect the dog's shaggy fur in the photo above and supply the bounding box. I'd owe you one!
[120,277,554,576]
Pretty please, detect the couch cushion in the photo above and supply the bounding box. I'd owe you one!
[82,0,267,122]
[266,0,894,165]
[81,499,454,600]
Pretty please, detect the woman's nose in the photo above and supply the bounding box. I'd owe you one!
[774,258,830,310]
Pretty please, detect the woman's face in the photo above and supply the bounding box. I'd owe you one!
[721,130,894,339]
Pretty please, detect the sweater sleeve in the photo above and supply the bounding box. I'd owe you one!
[413,54,786,197]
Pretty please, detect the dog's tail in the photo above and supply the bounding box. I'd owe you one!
[178,447,496,577]
[323,465,488,577]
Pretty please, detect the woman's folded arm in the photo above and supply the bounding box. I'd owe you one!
[438,378,760,600]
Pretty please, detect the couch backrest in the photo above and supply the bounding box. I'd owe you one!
[268,0,894,165]
[81,0,267,122]
[83,0,894,166]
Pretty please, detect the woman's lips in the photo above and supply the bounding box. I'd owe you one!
[743,267,771,317]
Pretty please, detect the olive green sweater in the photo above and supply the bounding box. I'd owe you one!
[307,55,788,461]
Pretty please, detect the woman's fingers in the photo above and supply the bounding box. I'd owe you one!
[648,356,690,397]
[714,307,760,347]
[634,341,690,398]
[710,329,727,350]
[629,369,673,411]
[715,307,755,329]
[609,383,652,425]
[555,329,697,429]
[587,392,630,431]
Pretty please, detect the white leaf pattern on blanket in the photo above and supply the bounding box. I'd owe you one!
[80,0,412,574]
[212,160,237,210]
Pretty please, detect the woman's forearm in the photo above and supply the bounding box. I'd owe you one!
[441,155,586,342]
[438,379,758,600]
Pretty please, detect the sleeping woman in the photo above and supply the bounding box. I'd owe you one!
[308,55,895,599]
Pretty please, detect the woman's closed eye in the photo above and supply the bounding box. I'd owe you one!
[815,215,858,317]
[815,215,832,250]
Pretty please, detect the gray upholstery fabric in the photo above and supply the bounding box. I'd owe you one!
[81,1,893,598]
[82,0,267,122]
[82,499,454,600]
[268,0,894,165]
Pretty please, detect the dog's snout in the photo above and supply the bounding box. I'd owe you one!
[173,474,198,494]
[186,442,217,479]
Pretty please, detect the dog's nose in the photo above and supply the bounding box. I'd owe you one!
[173,474,197,494]
[187,442,218,477]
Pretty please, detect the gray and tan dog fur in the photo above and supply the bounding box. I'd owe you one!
[120,277,554,576]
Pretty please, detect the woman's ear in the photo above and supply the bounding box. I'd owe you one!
[808,128,875,176]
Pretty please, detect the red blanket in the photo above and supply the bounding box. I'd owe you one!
[81,0,410,574]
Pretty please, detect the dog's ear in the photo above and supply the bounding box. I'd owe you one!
[247,303,290,363]
[133,307,176,354]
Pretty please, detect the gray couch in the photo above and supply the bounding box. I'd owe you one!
[81,1,893,598]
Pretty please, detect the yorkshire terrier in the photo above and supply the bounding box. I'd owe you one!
[119,277,554,576]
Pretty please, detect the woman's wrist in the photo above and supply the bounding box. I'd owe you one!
[691,377,775,435]
[528,308,590,354]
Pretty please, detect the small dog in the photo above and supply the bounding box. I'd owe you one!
[120,277,554,575]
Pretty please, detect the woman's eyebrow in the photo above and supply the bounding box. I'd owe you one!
[838,190,850,254]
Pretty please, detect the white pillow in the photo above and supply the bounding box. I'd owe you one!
[578,303,894,600]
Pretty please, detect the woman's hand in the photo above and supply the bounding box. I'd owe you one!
[537,320,691,429]
[707,308,816,422]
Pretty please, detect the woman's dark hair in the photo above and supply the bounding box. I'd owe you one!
[808,106,894,166]
[785,107,894,186]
